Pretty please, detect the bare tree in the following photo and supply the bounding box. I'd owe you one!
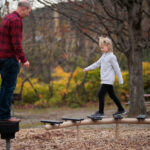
[37,0,150,116]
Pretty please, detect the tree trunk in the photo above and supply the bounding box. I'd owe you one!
[126,0,146,117]
[127,49,146,117]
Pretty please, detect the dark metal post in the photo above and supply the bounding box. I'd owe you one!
[6,139,10,150]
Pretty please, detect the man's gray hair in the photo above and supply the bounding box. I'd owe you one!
[18,1,31,9]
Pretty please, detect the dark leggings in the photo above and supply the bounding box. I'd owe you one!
[98,84,124,114]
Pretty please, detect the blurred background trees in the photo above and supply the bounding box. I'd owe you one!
[36,0,150,116]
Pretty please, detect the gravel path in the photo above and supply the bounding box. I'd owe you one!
[10,107,150,129]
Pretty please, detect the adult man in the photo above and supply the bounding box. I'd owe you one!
[0,0,32,122]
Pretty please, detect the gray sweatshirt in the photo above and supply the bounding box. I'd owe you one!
[85,52,123,85]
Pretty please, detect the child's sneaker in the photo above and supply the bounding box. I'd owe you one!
[90,111,104,118]
[113,110,126,116]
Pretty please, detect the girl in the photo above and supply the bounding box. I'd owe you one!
[84,36,126,117]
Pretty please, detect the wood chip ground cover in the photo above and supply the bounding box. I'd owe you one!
[0,127,150,150]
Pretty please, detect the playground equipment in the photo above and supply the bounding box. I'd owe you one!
[0,121,20,150]
[11,93,22,116]
[41,115,149,141]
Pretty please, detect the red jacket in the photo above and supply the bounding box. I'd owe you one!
[0,11,27,63]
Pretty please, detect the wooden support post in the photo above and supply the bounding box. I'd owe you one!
[11,104,14,117]
[76,125,80,141]
[115,123,119,140]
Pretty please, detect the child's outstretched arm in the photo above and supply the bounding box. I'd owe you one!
[110,55,124,84]
[83,57,102,72]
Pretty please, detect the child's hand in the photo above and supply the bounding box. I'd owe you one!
[83,69,87,72]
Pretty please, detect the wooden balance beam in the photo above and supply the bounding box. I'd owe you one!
[41,115,149,140]
[44,118,150,130]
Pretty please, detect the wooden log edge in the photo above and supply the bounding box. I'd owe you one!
[44,118,150,130]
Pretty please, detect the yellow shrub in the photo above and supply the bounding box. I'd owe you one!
[13,62,150,107]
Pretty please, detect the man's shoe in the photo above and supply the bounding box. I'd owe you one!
[91,111,104,118]
[113,110,126,116]
[5,117,21,122]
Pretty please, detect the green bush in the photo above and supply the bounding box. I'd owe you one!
[14,62,150,107]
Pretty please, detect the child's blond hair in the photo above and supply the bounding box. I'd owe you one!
[99,36,113,52]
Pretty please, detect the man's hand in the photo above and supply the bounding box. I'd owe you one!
[23,61,30,68]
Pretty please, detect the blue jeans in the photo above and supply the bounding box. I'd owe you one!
[0,58,20,120]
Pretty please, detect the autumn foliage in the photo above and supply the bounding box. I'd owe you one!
[13,62,150,108]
